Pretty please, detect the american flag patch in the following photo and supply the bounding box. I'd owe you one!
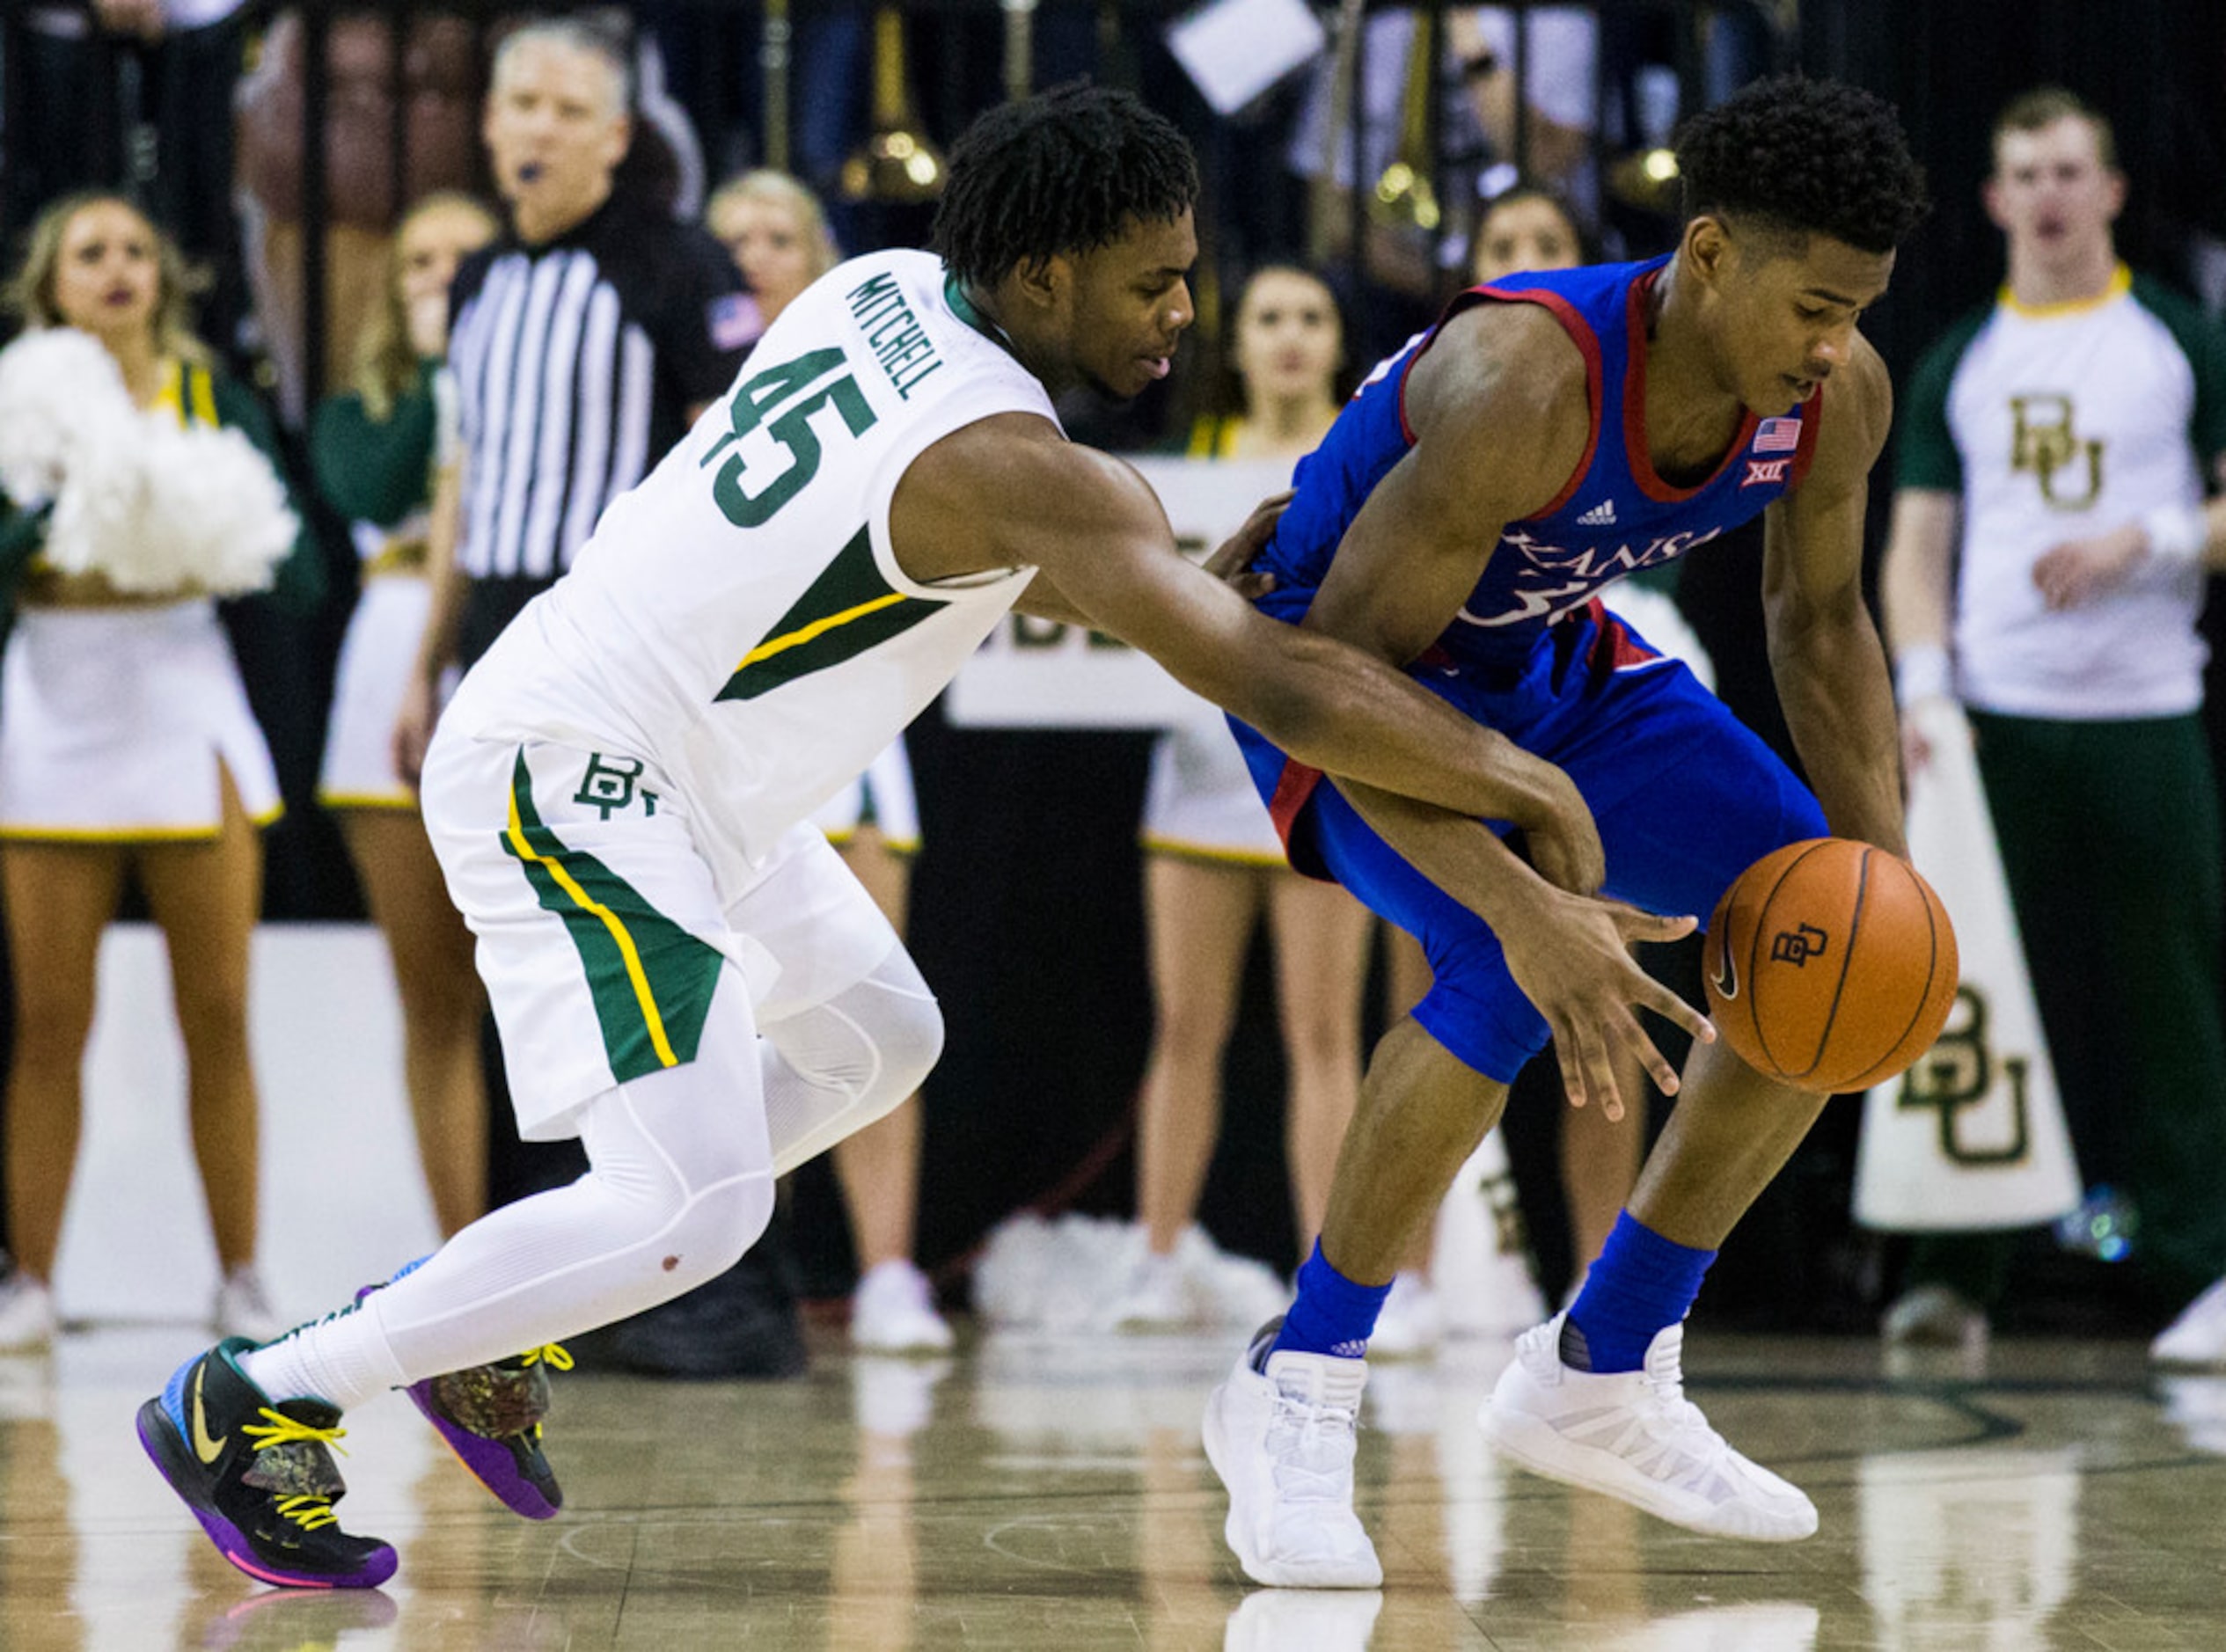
[707,291,763,353]
[1754,416,1800,454]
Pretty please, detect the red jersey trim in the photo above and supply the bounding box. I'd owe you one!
[1405,283,1603,518]
[1622,271,1760,503]
[1267,758,1324,853]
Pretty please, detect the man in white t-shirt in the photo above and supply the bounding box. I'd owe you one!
[1880,86,2226,1363]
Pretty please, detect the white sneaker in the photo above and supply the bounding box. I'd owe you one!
[1365,1272,1443,1360]
[1104,1248,1197,1332]
[215,1266,286,1343]
[1202,1323,1382,1588]
[2152,1277,2226,1367]
[0,1268,55,1351]
[1481,1313,1818,1542]
[850,1260,955,1354]
[1880,1284,1988,1349]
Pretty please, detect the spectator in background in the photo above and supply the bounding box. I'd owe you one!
[311,190,500,1239]
[4,1,257,356]
[1283,4,1599,333]
[0,193,322,1349]
[707,165,951,1353]
[1104,265,1375,1333]
[232,7,480,426]
[1468,179,1588,284]
[1879,87,2226,1360]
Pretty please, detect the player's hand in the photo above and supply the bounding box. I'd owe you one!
[1516,763,1604,897]
[1201,491,1291,600]
[2033,521,2145,610]
[1499,890,1715,1122]
[392,675,438,792]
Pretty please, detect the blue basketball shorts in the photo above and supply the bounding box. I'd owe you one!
[1233,602,1827,1081]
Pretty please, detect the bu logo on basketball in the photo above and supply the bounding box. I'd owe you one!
[1769,923,1829,966]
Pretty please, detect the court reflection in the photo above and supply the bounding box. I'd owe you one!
[825,1356,948,1650]
[1859,1444,2078,1648]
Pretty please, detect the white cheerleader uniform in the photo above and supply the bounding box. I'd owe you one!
[317,518,433,809]
[0,365,282,841]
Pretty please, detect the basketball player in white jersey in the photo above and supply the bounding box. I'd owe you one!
[136,84,1700,1590]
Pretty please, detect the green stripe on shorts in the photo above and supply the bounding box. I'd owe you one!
[501,749,725,1085]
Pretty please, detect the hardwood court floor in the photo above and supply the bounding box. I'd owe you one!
[3,1322,2223,1649]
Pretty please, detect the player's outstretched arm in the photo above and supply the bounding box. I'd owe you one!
[1763,338,1907,857]
[1339,776,1715,1119]
[892,413,1587,837]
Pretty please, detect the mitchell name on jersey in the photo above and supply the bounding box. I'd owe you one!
[441,248,1059,881]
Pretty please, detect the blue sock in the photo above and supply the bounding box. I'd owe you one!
[1563,1212,1716,1374]
[1268,1241,1393,1363]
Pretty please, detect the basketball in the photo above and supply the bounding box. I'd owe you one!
[1701,838,1959,1094]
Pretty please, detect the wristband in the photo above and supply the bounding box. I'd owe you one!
[2142,501,2207,567]
[1893,644,1951,706]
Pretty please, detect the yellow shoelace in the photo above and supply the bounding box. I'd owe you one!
[519,1344,573,1371]
[242,1408,350,1531]
[272,1494,340,1530]
[243,1407,350,1455]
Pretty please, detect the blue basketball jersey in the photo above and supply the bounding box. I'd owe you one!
[1259,255,1821,672]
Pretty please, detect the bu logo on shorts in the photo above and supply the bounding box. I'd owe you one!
[574,753,659,820]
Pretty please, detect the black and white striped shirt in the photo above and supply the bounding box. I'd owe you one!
[446,196,753,660]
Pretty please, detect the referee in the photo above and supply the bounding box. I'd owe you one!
[394,14,755,778]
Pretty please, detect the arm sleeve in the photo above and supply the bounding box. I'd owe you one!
[1893,314,1984,494]
[2134,274,2226,475]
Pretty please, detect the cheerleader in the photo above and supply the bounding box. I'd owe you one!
[311,191,498,1239]
[0,193,320,1348]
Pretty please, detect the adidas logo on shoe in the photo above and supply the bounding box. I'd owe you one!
[1576,500,1618,526]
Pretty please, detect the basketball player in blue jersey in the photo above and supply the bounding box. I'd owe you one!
[1204,75,1930,1584]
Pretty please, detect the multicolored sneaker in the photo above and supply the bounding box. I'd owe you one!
[136,1338,396,1590]
[402,1346,569,1520]
[354,1273,567,1520]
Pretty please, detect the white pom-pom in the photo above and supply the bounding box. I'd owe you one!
[0,328,136,506]
[43,437,154,581]
[0,333,297,596]
[135,422,298,596]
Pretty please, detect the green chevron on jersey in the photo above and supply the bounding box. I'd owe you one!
[717,525,946,702]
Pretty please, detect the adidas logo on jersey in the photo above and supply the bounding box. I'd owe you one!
[1575,500,1618,527]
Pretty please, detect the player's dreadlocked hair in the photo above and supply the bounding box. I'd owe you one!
[933,84,1199,289]
[1675,76,1929,255]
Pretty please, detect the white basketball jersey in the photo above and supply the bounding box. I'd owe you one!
[444,249,1055,867]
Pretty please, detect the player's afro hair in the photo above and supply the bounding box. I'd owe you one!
[1675,75,1929,255]
[933,84,1199,289]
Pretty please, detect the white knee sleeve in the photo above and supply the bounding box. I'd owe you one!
[245,1054,776,1410]
[763,946,944,1176]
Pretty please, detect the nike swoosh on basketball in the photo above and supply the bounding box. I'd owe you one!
[191,1366,227,1464]
[1712,941,1739,1002]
